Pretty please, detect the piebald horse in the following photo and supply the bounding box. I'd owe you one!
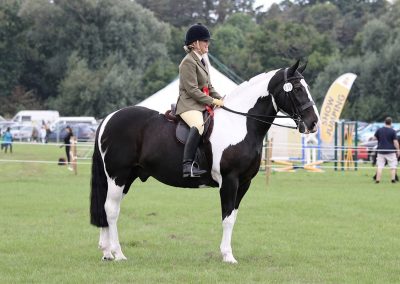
[90,61,319,263]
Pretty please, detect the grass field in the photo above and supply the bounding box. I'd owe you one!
[1,143,400,283]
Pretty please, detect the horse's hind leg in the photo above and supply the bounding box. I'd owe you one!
[104,179,127,261]
[99,227,113,260]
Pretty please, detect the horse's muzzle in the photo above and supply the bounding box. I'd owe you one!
[298,121,318,134]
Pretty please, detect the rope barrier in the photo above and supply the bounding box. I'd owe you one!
[0,140,386,171]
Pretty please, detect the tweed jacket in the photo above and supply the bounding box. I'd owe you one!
[176,51,222,115]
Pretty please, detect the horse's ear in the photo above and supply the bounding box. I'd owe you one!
[288,60,300,76]
[298,61,307,74]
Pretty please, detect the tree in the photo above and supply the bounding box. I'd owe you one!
[0,0,29,101]
[17,0,174,117]
[212,13,260,79]
[248,19,337,84]
[136,0,256,26]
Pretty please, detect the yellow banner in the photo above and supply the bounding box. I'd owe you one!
[320,73,357,143]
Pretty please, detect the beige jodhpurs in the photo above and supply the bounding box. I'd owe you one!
[180,110,204,135]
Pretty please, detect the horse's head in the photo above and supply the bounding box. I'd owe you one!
[268,60,319,134]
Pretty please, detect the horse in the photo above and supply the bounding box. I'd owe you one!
[90,60,319,263]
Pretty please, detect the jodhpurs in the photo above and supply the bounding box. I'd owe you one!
[180,110,204,135]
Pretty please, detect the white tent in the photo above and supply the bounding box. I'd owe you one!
[137,60,238,113]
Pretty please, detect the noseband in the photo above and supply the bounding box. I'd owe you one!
[221,68,315,130]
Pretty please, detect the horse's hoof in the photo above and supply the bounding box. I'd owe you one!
[101,256,114,261]
[114,252,127,261]
[222,254,238,264]
[114,255,127,261]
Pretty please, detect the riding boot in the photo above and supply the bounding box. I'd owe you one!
[183,127,207,178]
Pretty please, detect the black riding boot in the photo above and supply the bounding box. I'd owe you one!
[183,127,207,178]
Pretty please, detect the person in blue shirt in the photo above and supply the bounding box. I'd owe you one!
[374,117,400,183]
[2,127,13,153]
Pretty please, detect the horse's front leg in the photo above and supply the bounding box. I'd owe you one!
[104,181,127,261]
[219,174,239,263]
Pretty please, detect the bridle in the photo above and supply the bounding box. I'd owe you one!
[221,68,315,130]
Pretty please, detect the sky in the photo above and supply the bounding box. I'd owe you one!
[254,0,281,11]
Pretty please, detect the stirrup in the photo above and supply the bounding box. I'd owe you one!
[183,161,207,178]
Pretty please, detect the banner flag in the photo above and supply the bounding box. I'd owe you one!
[320,73,357,143]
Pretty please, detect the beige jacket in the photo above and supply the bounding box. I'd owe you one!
[176,51,221,115]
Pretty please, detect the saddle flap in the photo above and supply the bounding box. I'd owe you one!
[176,112,214,145]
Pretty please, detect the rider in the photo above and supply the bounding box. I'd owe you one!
[176,23,224,178]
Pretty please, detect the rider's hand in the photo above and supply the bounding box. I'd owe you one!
[213,98,224,107]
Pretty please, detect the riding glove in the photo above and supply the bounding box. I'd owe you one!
[212,99,224,107]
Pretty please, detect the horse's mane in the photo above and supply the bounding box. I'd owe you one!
[223,70,278,112]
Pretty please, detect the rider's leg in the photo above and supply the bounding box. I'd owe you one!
[180,110,206,178]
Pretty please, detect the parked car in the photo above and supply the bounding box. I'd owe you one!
[0,121,16,132]
[47,123,96,143]
[353,145,369,161]
[358,123,384,143]
[49,116,97,131]
[13,125,40,142]
[8,124,25,139]
[358,123,400,143]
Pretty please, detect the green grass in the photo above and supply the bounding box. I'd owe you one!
[1,144,400,283]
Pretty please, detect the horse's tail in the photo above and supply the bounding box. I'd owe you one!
[90,127,109,227]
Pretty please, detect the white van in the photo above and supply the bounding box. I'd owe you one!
[12,110,60,125]
[50,116,97,131]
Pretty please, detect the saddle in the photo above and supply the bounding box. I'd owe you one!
[164,104,214,172]
[164,104,214,144]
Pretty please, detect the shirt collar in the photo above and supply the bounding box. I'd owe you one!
[193,50,204,61]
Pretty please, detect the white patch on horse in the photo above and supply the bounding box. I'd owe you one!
[301,79,321,123]
[99,227,113,260]
[220,209,239,263]
[97,110,118,172]
[97,110,127,261]
[210,71,278,182]
[103,180,126,260]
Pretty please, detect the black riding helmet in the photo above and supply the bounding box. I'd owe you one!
[185,23,211,46]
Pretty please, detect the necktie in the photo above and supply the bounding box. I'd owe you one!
[201,58,206,66]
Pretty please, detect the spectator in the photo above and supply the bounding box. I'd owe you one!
[43,120,50,143]
[60,126,74,171]
[40,125,47,144]
[31,126,39,142]
[374,117,400,183]
[2,127,13,153]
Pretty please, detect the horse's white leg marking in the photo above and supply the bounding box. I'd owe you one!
[220,209,238,264]
[99,227,113,260]
[104,179,126,261]
[96,110,128,261]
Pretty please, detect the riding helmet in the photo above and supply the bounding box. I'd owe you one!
[185,23,211,45]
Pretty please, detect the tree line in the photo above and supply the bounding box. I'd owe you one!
[0,0,399,121]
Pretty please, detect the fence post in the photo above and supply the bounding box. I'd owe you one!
[265,138,273,187]
[70,136,77,175]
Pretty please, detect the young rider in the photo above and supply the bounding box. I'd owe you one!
[176,23,224,178]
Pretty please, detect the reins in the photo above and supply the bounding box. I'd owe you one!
[218,67,315,130]
[220,105,299,129]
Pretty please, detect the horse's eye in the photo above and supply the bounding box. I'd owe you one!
[293,85,302,92]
